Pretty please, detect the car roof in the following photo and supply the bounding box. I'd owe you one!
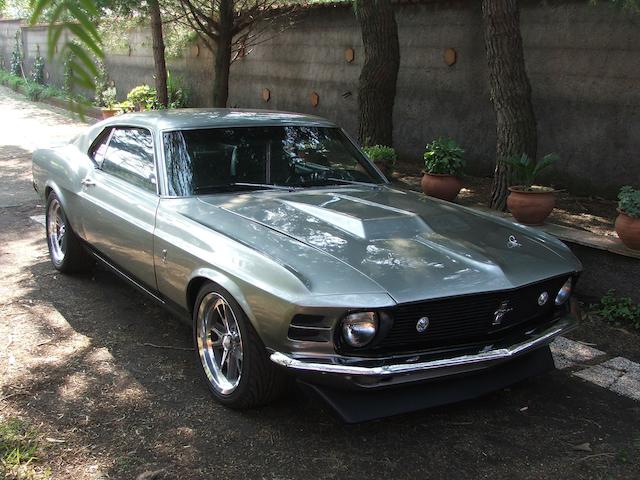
[102,108,337,131]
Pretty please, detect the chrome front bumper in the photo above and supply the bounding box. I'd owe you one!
[270,316,577,388]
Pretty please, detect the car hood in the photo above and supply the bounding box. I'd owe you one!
[195,186,581,304]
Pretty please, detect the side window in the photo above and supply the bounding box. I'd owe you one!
[88,127,112,165]
[102,127,156,193]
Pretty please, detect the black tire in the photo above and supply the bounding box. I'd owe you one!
[45,191,92,273]
[193,282,286,409]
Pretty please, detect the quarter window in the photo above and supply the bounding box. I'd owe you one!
[89,127,112,165]
[102,127,156,192]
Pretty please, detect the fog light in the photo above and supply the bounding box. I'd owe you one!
[555,278,573,306]
[341,312,378,348]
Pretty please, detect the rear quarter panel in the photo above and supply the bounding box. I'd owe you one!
[32,143,95,239]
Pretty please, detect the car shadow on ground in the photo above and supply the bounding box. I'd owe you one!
[4,229,639,479]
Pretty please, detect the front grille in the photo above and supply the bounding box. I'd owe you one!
[356,275,570,355]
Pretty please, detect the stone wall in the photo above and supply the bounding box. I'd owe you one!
[2,0,639,197]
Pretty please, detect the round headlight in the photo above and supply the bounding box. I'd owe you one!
[341,312,378,348]
[555,278,573,306]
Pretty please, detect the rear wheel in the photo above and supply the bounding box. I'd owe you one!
[193,283,286,408]
[46,192,92,273]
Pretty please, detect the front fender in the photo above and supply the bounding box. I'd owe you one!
[188,267,256,324]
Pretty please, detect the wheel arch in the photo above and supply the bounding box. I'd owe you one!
[186,269,257,327]
[44,181,66,208]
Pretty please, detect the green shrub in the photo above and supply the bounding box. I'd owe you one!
[618,186,640,218]
[94,58,110,107]
[596,290,640,330]
[424,138,465,176]
[167,70,190,108]
[10,32,23,77]
[62,50,74,94]
[7,76,25,90]
[102,86,117,109]
[114,100,134,113]
[26,83,45,101]
[31,46,45,85]
[127,84,157,111]
[42,85,66,99]
[363,145,397,166]
[0,69,11,84]
[506,153,559,190]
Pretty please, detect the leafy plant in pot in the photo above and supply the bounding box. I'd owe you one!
[422,138,465,201]
[100,87,118,119]
[615,186,640,250]
[363,145,396,179]
[506,153,558,225]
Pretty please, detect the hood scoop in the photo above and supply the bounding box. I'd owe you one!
[280,194,433,240]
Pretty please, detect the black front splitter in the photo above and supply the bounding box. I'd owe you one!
[298,345,555,423]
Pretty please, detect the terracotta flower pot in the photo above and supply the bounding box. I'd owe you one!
[507,186,556,225]
[421,173,463,202]
[615,211,640,250]
[101,108,119,119]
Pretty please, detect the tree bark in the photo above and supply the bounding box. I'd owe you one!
[212,0,234,108]
[355,0,400,147]
[481,0,537,211]
[149,0,168,108]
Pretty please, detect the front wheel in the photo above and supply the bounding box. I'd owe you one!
[193,283,286,409]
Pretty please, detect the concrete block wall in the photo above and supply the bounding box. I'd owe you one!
[0,19,22,72]
[2,0,638,197]
[227,1,640,196]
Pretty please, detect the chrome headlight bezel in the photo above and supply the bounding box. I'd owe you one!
[341,311,379,348]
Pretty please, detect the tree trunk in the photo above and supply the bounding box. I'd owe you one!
[355,0,400,147]
[149,0,168,108]
[481,0,537,211]
[212,0,234,108]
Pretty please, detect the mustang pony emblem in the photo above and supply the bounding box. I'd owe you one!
[492,301,514,326]
[507,235,522,249]
[416,317,430,333]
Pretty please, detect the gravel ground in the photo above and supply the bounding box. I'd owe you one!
[1,86,639,479]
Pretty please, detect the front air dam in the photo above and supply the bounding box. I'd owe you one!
[298,346,555,423]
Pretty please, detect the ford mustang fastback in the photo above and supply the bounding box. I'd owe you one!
[32,109,581,422]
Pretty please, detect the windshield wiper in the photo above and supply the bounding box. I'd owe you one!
[193,182,296,194]
[326,177,381,187]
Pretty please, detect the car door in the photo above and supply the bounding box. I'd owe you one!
[79,126,160,290]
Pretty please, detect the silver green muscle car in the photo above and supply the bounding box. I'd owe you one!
[32,109,582,422]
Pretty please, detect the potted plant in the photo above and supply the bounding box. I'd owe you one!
[363,145,396,178]
[100,87,119,119]
[615,186,640,250]
[506,153,558,225]
[421,138,465,201]
[127,84,157,111]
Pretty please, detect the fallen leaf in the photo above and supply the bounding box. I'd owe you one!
[572,442,592,452]
[45,437,66,443]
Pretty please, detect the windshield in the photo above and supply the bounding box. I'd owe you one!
[162,126,384,196]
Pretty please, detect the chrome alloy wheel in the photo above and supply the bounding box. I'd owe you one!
[196,293,243,395]
[47,198,67,265]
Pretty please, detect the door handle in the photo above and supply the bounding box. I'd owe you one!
[81,177,96,187]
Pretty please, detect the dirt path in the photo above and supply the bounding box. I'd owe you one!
[1,87,639,479]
